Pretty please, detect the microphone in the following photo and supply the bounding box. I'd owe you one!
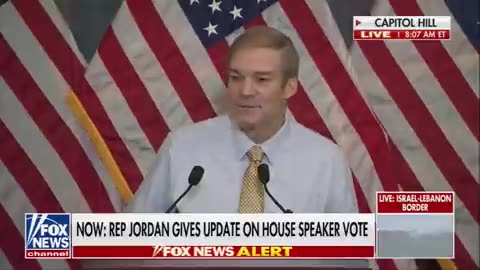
[257,164,293,213]
[165,166,204,213]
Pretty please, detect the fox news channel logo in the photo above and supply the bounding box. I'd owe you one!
[25,213,71,259]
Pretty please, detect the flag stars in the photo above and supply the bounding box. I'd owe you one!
[203,22,219,36]
[230,5,243,20]
[257,0,267,3]
[208,0,222,14]
[189,0,199,5]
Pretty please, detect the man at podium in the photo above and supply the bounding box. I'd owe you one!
[127,26,358,215]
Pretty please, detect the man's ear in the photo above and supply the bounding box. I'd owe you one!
[283,77,298,99]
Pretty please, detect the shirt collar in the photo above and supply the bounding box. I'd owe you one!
[230,113,293,165]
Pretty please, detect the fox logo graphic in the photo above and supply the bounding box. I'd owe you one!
[25,213,71,259]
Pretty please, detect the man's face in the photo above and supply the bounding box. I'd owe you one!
[226,47,296,131]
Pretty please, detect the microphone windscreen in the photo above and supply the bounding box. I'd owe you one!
[188,166,204,185]
[257,163,270,184]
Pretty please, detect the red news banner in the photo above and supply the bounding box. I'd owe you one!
[377,192,454,213]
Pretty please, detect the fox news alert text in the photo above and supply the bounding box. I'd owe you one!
[353,16,451,40]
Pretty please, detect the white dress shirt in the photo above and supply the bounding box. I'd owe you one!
[127,113,358,213]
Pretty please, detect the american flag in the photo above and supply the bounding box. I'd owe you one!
[0,0,478,269]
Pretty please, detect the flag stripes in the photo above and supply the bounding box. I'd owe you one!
[99,28,170,151]
[0,80,91,213]
[10,0,145,191]
[37,0,86,67]
[0,249,13,270]
[0,119,65,214]
[389,1,480,141]
[0,162,75,270]
[419,1,478,96]
[152,0,228,113]
[350,42,478,270]
[0,206,42,270]
[0,13,121,207]
[357,40,479,222]
[384,40,478,181]
[129,1,218,122]
[0,37,114,213]
[1,0,121,268]
[112,4,194,130]
[349,0,478,268]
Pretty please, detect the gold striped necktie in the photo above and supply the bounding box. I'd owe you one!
[238,145,265,213]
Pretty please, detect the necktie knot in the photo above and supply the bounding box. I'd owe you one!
[247,145,264,162]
